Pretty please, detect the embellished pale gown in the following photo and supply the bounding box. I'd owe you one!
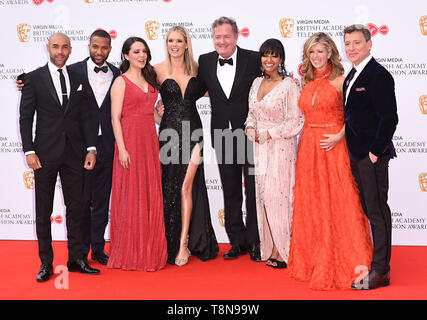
[245,77,304,262]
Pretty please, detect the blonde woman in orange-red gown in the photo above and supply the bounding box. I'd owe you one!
[288,32,373,290]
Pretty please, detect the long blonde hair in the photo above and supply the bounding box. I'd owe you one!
[301,32,344,86]
[165,26,197,76]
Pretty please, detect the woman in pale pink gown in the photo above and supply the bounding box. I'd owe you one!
[245,39,304,268]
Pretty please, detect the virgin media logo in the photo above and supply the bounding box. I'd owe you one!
[238,27,250,38]
[366,23,389,36]
[33,0,54,5]
[51,215,63,224]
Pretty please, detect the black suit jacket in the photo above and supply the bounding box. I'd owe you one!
[68,58,121,158]
[196,47,260,145]
[19,64,96,162]
[344,57,398,161]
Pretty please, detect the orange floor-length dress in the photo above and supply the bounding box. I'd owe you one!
[288,64,373,290]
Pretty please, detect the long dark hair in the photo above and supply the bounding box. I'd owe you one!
[120,36,158,90]
[258,38,287,79]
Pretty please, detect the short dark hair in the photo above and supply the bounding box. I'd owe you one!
[344,24,371,41]
[212,16,238,36]
[258,38,287,78]
[90,29,111,45]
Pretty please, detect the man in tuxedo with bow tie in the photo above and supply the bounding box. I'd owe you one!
[69,29,120,265]
[196,17,261,261]
[19,33,100,282]
[342,25,398,290]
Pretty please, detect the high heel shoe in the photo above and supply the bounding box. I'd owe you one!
[175,248,191,267]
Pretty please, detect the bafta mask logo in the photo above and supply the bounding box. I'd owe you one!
[84,0,95,3]
[218,209,225,227]
[279,18,294,38]
[420,173,427,192]
[23,171,35,189]
[420,95,427,115]
[17,24,31,43]
[420,16,427,36]
[145,21,160,40]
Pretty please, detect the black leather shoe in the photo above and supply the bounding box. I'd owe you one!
[351,270,390,290]
[91,252,109,265]
[247,244,261,262]
[37,264,53,282]
[67,258,100,274]
[223,245,247,259]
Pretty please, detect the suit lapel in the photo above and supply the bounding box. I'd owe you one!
[98,62,120,109]
[40,64,61,108]
[229,47,247,100]
[345,58,374,112]
[64,67,80,114]
[209,51,228,101]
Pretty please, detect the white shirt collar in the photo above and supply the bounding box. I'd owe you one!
[48,60,67,76]
[354,54,372,73]
[219,47,238,63]
[87,57,108,71]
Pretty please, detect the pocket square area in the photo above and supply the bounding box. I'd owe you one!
[77,84,83,91]
[356,87,366,91]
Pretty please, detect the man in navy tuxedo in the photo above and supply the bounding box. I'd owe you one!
[70,30,120,265]
[343,24,398,290]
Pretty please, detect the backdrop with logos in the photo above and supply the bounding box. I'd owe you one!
[0,0,426,245]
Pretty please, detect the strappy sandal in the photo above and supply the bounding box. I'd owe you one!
[266,258,278,267]
[272,260,287,269]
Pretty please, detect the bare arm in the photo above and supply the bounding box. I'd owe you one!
[110,76,130,169]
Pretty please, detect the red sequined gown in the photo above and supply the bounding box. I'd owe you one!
[288,64,373,289]
[108,74,167,271]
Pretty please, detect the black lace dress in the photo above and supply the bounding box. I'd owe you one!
[159,77,219,264]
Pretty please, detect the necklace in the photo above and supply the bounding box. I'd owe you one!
[314,63,332,81]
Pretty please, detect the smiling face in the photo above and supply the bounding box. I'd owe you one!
[344,31,372,66]
[89,36,112,66]
[213,23,238,59]
[261,51,282,77]
[46,34,72,68]
[166,30,187,59]
[308,43,331,72]
[124,41,147,70]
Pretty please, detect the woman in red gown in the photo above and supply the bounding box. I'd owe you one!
[288,32,373,289]
[108,37,167,271]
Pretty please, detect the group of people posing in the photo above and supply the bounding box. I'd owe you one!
[18,16,398,291]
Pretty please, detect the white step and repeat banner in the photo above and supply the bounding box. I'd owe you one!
[0,0,426,245]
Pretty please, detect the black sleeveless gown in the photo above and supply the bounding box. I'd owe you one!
[159,77,219,264]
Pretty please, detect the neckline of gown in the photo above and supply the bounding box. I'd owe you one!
[122,74,150,94]
[161,77,196,100]
[256,76,286,103]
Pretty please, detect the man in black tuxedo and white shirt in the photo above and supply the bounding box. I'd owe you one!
[342,25,398,290]
[19,32,100,282]
[196,17,260,261]
[70,30,120,265]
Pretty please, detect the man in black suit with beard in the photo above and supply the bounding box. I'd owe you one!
[19,32,100,282]
[196,17,260,261]
[342,25,398,290]
[69,30,120,265]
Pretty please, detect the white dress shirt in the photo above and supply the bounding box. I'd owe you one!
[87,58,113,135]
[216,48,237,99]
[345,54,373,104]
[48,60,70,106]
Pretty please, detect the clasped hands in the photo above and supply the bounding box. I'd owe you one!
[245,127,271,144]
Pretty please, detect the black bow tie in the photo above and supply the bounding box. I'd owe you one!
[94,66,108,73]
[219,58,233,66]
